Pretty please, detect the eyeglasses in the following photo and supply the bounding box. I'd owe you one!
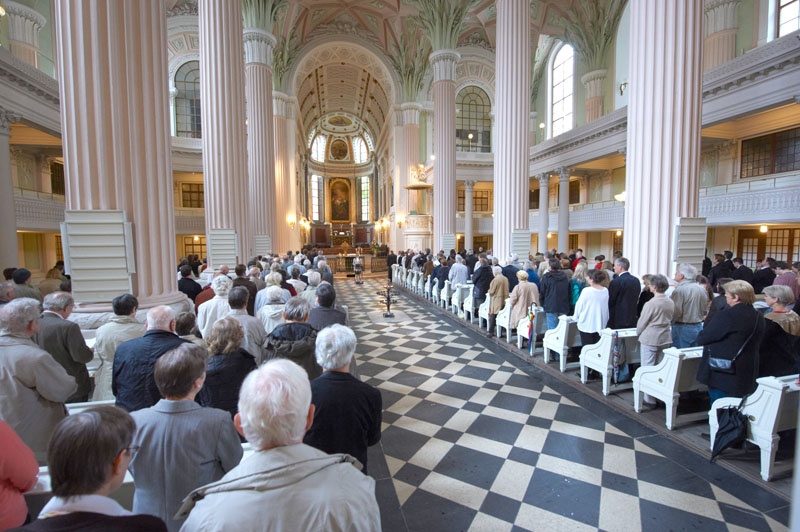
[124,445,140,457]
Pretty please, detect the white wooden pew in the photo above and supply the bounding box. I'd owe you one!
[477,298,491,330]
[463,293,477,323]
[431,278,441,305]
[516,306,548,350]
[439,280,452,309]
[423,275,432,299]
[451,283,471,316]
[542,315,582,372]
[416,272,425,295]
[709,374,800,481]
[632,347,707,429]
[66,399,116,415]
[494,299,513,343]
[579,328,641,395]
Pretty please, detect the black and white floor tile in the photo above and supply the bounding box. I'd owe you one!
[335,276,791,531]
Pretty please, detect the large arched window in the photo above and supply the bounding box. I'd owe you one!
[456,86,492,152]
[175,61,201,138]
[311,135,327,162]
[550,44,574,137]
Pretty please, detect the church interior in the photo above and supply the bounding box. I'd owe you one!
[1,0,800,529]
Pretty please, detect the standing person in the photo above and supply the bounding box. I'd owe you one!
[303,325,381,474]
[731,257,754,284]
[486,266,509,338]
[226,287,267,364]
[569,261,589,315]
[471,257,493,309]
[539,258,571,330]
[752,257,776,294]
[670,263,709,348]
[264,297,321,379]
[353,254,363,284]
[386,250,397,282]
[509,270,540,335]
[178,265,202,302]
[0,298,77,463]
[93,294,145,401]
[11,407,167,531]
[696,281,765,403]
[197,317,257,418]
[635,274,674,407]
[34,292,94,403]
[130,344,243,532]
[11,269,42,302]
[177,360,381,532]
[572,269,610,348]
[607,258,641,329]
[197,275,233,339]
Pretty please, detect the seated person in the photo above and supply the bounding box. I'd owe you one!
[197,317,257,418]
[264,297,321,379]
[303,325,381,474]
[130,344,243,531]
[10,406,167,531]
[178,359,380,531]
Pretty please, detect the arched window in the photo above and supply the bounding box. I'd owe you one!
[311,135,327,162]
[359,176,370,222]
[352,136,369,164]
[456,86,492,152]
[779,0,800,36]
[311,175,323,221]
[550,44,574,137]
[175,61,201,138]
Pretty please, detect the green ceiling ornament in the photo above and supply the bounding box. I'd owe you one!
[554,0,627,71]
[273,33,299,89]
[409,0,479,51]
[242,0,286,33]
[388,28,431,102]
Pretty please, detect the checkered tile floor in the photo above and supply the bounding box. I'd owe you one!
[335,276,791,531]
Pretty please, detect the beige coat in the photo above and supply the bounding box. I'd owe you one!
[488,275,509,314]
[509,281,540,327]
[636,294,674,346]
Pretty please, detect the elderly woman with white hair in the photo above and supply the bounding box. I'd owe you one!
[257,286,287,335]
[196,275,233,339]
[759,284,800,377]
[264,297,321,379]
[303,325,382,474]
[301,271,322,306]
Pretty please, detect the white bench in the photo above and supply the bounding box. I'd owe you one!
[451,283,471,316]
[423,275,432,299]
[391,264,401,284]
[494,299,513,343]
[404,269,414,290]
[579,328,641,395]
[542,315,582,372]
[66,399,116,415]
[516,306,548,350]
[431,278,441,305]
[477,298,491,330]
[632,346,707,429]
[416,271,425,295]
[709,374,800,481]
[439,280,452,309]
[463,293,477,323]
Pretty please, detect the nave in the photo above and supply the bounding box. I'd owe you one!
[339,277,791,531]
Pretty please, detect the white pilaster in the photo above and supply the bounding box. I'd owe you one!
[493,0,531,260]
[4,1,46,68]
[0,110,18,266]
[199,0,249,265]
[464,180,475,252]
[558,167,570,253]
[704,0,740,70]
[54,0,182,306]
[244,28,278,255]
[537,173,549,253]
[581,69,607,123]
[430,49,459,252]
[625,0,704,276]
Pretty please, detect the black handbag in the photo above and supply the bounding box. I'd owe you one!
[710,395,749,463]
[707,320,759,375]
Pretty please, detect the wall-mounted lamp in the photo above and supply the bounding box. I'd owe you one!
[396,216,405,228]
[538,122,545,129]
[430,154,436,161]
[0,5,5,17]
[614,191,627,203]
[616,230,623,237]
[619,82,628,96]
[287,216,296,229]
[547,232,552,239]
[193,235,200,242]
[760,225,768,233]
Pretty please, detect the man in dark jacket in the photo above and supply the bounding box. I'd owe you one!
[178,265,203,303]
[232,263,258,316]
[386,250,397,281]
[539,258,570,330]
[752,257,777,294]
[264,297,321,379]
[730,257,754,284]
[307,283,347,331]
[471,257,493,308]
[113,306,187,412]
[707,253,733,289]
[608,257,641,329]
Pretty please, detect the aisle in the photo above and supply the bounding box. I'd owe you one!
[335,277,790,531]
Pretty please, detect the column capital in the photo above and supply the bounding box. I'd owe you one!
[464,180,476,190]
[558,167,571,181]
[273,92,295,119]
[4,1,47,35]
[429,49,460,82]
[537,173,550,185]
[704,0,741,34]
[244,28,277,66]
[0,107,20,135]
[400,102,422,126]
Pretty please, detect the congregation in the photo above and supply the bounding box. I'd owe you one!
[1,245,799,530]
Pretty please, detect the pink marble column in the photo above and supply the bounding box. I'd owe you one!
[704,0,740,70]
[430,49,459,253]
[464,180,475,252]
[199,0,249,265]
[54,0,181,305]
[273,92,293,254]
[493,0,530,260]
[392,107,408,251]
[537,173,550,253]
[557,167,570,253]
[402,103,422,214]
[4,1,46,68]
[625,0,704,276]
[244,28,277,254]
[0,110,18,265]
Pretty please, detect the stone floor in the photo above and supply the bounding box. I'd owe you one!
[337,275,792,531]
